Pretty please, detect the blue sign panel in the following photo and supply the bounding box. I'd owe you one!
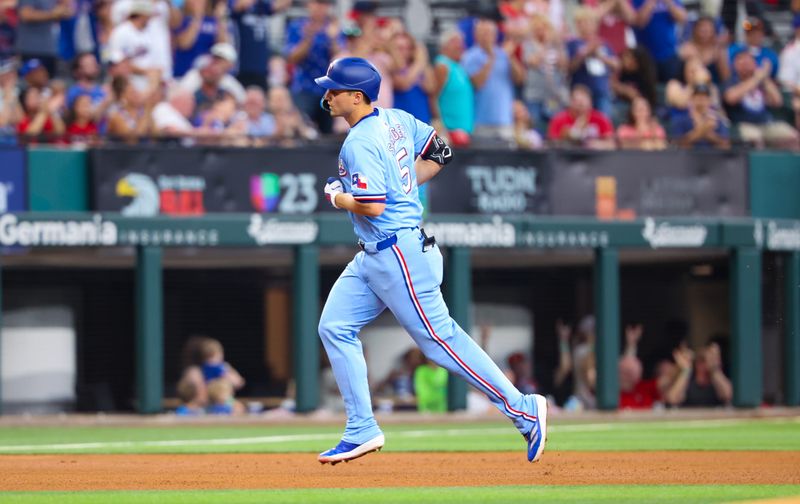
[0,147,25,212]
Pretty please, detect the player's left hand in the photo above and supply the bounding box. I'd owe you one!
[324,177,344,209]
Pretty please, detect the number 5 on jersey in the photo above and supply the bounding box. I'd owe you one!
[395,147,412,194]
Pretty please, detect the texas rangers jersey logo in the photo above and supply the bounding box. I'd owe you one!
[338,158,347,177]
[352,173,368,190]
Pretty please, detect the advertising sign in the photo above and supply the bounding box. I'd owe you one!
[91,147,749,218]
[0,147,26,212]
[90,147,340,215]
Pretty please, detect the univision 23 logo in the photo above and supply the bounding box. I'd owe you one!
[250,173,318,214]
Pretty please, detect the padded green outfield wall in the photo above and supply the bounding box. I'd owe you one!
[749,151,800,219]
[27,147,89,211]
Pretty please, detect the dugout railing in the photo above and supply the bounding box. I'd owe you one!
[0,212,798,414]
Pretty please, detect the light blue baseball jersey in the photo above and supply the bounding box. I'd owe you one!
[337,107,435,243]
[318,104,543,456]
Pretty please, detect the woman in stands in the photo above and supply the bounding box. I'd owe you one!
[390,30,436,124]
[678,16,731,86]
[105,75,156,143]
[616,96,666,150]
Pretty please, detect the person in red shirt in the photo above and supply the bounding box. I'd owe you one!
[619,355,661,408]
[17,85,65,143]
[66,92,99,145]
[618,323,661,409]
[547,84,615,148]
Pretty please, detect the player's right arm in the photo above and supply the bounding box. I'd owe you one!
[331,192,386,217]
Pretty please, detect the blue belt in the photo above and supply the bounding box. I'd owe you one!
[358,234,398,252]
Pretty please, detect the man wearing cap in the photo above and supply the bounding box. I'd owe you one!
[111,0,180,81]
[179,42,246,105]
[284,0,341,133]
[17,0,74,76]
[107,0,163,91]
[778,14,800,130]
[19,59,50,91]
[672,83,730,149]
[728,17,779,80]
[229,0,291,90]
[724,50,799,149]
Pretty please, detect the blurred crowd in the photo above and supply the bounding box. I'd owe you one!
[549,316,733,411]
[1,0,799,149]
[363,313,733,414]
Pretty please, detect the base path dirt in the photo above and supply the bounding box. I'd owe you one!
[1,451,798,491]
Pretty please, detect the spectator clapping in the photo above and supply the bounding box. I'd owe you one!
[659,341,733,407]
[547,84,615,149]
[616,96,667,149]
[723,51,799,149]
[0,0,795,148]
[672,83,730,149]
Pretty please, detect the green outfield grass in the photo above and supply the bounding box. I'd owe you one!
[2,485,800,504]
[1,416,798,503]
[0,417,796,454]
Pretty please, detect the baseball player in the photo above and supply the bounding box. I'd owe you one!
[315,57,547,465]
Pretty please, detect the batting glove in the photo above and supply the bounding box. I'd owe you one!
[324,177,344,209]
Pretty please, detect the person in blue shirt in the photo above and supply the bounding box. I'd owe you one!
[59,0,101,63]
[390,31,435,124]
[283,0,341,133]
[567,7,619,119]
[728,17,779,80]
[173,0,230,78]
[461,17,524,142]
[631,0,688,83]
[174,376,205,416]
[723,51,799,149]
[456,2,503,49]
[314,57,547,466]
[229,0,290,89]
[66,52,108,120]
[671,83,730,148]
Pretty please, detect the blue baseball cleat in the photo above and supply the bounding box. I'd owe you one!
[524,394,548,463]
[318,434,385,465]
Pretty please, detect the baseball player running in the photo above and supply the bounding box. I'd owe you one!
[315,57,547,465]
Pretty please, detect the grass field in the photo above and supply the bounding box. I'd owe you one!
[0,415,798,503]
[3,485,800,504]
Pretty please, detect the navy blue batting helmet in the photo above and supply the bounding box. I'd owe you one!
[315,57,381,102]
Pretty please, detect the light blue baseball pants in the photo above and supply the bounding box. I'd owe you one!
[318,227,540,444]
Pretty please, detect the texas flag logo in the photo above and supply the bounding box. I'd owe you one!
[352,173,368,190]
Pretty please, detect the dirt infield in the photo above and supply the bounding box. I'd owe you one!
[0,451,798,491]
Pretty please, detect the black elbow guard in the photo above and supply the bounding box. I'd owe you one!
[421,134,453,165]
